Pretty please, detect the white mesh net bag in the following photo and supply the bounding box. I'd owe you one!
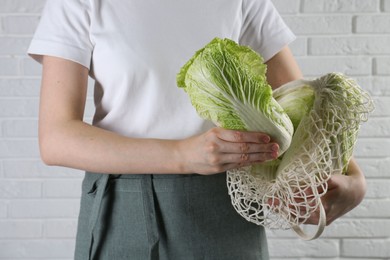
[227,73,374,239]
[177,38,374,240]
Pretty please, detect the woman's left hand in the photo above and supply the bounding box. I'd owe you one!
[304,157,367,225]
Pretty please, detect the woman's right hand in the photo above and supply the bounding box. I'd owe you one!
[177,127,279,175]
[39,56,278,175]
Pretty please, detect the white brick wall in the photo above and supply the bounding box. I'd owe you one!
[0,0,389,259]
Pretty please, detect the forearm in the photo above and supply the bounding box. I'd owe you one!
[39,56,187,175]
[37,53,285,176]
[305,157,367,226]
[39,120,184,174]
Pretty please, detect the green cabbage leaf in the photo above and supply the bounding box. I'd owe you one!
[177,37,294,155]
[177,37,374,240]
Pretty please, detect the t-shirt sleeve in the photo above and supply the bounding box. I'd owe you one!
[27,0,93,69]
[239,0,296,62]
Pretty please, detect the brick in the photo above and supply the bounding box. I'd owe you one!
[366,179,390,198]
[350,76,385,99]
[323,219,390,238]
[0,57,19,76]
[0,239,75,258]
[0,220,42,238]
[309,36,390,55]
[0,201,7,218]
[43,219,78,238]
[356,158,390,178]
[266,229,295,238]
[0,139,40,158]
[84,98,96,118]
[296,56,371,76]
[272,259,344,260]
[302,0,380,13]
[272,0,300,14]
[299,259,358,260]
[370,97,390,116]
[270,218,390,239]
[0,0,46,13]
[43,180,82,198]
[267,227,333,239]
[355,15,390,33]
[3,15,41,35]
[0,78,41,97]
[283,15,352,35]
[346,199,390,218]
[9,199,80,218]
[362,76,390,96]
[355,138,390,157]
[342,239,390,258]
[375,57,390,75]
[87,78,95,95]
[0,180,41,198]
[0,98,39,117]
[268,238,339,257]
[289,37,307,56]
[84,116,94,125]
[2,119,38,137]
[0,162,3,177]
[384,0,390,12]
[22,57,42,76]
[0,37,32,55]
[3,160,84,178]
[353,76,372,88]
[359,117,390,137]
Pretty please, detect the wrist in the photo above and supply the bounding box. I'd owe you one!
[171,139,190,174]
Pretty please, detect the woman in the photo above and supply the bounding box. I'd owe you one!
[28,0,366,259]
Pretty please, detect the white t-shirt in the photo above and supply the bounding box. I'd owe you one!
[28,0,295,140]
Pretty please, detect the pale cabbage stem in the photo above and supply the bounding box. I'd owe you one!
[177,38,374,240]
[208,56,293,155]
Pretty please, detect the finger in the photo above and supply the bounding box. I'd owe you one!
[220,151,278,165]
[216,128,271,144]
[219,141,279,154]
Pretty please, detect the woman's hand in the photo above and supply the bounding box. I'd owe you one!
[177,127,279,175]
[39,56,278,175]
[265,48,366,226]
[305,158,366,225]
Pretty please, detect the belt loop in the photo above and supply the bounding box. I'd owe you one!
[87,174,109,260]
[141,174,159,259]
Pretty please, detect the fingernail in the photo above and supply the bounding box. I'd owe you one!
[268,150,278,159]
[262,136,270,143]
[271,144,279,152]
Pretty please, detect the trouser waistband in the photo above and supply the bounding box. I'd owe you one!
[86,173,159,260]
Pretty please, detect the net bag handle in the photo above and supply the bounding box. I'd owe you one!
[291,200,326,241]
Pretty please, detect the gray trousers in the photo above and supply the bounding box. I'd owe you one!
[74,172,269,260]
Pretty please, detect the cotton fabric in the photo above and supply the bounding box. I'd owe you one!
[28,0,295,140]
[28,0,296,259]
[76,173,269,259]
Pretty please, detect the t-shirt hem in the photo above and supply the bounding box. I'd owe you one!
[261,27,296,62]
[27,38,92,69]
